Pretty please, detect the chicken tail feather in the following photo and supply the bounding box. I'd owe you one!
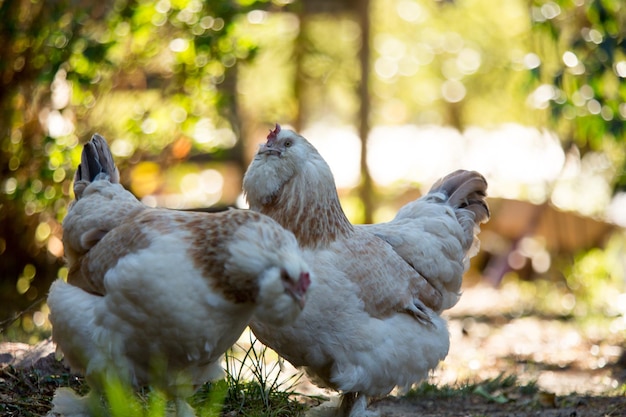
[74,134,120,199]
[428,170,490,259]
[429,170,490,225]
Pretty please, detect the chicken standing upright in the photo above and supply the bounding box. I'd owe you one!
[243,124,490,417]
[47,134,311,417]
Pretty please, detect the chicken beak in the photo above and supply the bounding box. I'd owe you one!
[259,143,282,157]
[285,287,306,310]
[284,271,310,310]
[296,294,306,309]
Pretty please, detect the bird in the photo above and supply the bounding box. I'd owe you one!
[242,124,489,417]
[47,133,312,417]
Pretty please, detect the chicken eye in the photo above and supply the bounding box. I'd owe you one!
[280,269,290,282]
[284,140,292,148]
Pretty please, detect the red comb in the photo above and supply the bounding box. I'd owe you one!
[299,272,311,293]
[267,123,281,144]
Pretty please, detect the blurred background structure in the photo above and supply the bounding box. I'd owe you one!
[0,0,625,346]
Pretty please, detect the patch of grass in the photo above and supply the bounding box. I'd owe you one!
[406,373,539,404]
[0,332,307,417]
[217,332,307,417]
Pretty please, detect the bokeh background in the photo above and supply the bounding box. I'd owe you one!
[0,0,624,373]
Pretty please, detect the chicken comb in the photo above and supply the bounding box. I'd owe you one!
[267,123,281,144]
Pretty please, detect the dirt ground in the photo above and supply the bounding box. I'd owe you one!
[2,285,625,417]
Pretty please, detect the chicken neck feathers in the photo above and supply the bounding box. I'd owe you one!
[244,139,354,248]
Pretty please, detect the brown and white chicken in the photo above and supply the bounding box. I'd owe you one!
[243,124,489,417]
[47,134,311,417]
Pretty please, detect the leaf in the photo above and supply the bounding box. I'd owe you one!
[473,386,510,404]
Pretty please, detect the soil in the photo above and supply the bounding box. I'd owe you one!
[2,285,625,416]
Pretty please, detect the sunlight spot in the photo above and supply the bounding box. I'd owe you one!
[171,106,188,123]
[200,169,224,195]
[35,222,51,242]
[200,16,214,29]
[541,2,561,19]
[187,0,202,13]
[169,38,189,53]
[582,27,603,44]
[579,84,594,99]
[523,53,541,69]
[518,236,544,257]
[180,169,224,206]
[141,195,158,208]
[141,118,158,134]
[441,79,466,103]
[236,193,248,209]
[111,138,135,157]
[33,311,46,327]
[52,168,66,183]
[615,61,626,78]
[131,162,161,197]
[31,179,43,193]
[571,91,585,107]
[22,316,34,332]
[586,99,601,114]
[155,0,170,13]
[115,22,130,37]
[527,84,556,109]
[46,110,75,138]
[508,250,527,270]
[396,0,424,23]
[212,18,224,31]
[456,47,481,74]
[177,9,195,25]
[600,105,613,121]
[247,10,267,24]
[562,51,578,68]
[47,235,64,257]
[531,251,551,274]
[374,35,406,60]
[51,69,71,109]
[561,294,576,312]
[4,177,17,194]
[374,57,398,80]
[192,119,236,149]
[17,277,30,295]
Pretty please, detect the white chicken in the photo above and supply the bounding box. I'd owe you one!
[243,124,489,417]
[47,134,312,417]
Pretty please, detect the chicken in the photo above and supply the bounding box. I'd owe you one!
[47,134,312,417]
[242,124,489,417]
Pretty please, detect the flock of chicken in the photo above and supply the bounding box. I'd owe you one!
[46,125,489,417]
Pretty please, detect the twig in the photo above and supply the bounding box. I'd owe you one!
[0,297,47,334]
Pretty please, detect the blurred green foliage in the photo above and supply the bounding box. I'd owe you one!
[0,0,271,340]
[1,0,625,342]
[529,0,626,190]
